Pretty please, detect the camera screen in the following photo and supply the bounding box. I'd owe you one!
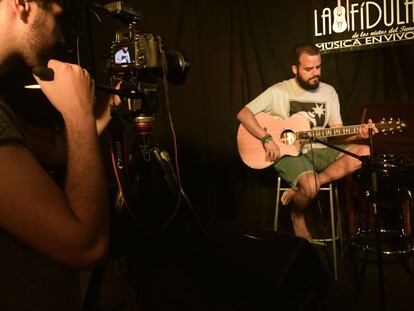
[114,44,135,65]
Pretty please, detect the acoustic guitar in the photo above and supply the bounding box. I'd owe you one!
[237,112,406,169]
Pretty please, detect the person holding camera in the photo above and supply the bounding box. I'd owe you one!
[0,1,113,309]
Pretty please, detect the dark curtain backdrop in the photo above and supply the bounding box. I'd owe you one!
[88,0,414,230]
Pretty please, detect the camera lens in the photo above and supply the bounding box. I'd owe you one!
[165,50,190,85]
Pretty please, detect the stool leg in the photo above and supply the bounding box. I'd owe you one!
[274,176,282,231]
[330,183,338,282]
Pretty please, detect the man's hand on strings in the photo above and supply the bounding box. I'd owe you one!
[264,140,280,162]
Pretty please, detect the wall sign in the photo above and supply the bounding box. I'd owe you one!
[313,0,414,53]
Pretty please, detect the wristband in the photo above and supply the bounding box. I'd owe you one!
[261,133,273,144]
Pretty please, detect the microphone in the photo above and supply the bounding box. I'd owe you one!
[32,66,54,81]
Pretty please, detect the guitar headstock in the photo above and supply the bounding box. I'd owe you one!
[376,118,407,135]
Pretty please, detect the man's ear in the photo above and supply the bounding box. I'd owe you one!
[13,0,31,22]
[291,65,298,76]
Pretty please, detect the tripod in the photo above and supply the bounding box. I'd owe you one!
[81,108,211,311]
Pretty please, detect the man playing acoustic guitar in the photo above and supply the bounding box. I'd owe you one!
[237,42,377,242]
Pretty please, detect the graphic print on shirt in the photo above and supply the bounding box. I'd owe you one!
[289,100,326,127]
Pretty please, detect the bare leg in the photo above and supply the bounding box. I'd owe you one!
[281,145,367,206]
[290,172,320,242]
[291,211,312,242]
[281,188,296,205]
[318,145,369,185]
[288,145,369,242]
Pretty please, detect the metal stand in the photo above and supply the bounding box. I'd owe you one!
[368,129,386,311]
[313,129,386,311]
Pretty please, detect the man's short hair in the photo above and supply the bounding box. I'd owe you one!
[292,42,320,67]
[37,0,64,9]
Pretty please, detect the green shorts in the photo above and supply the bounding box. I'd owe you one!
[274,145,353,190]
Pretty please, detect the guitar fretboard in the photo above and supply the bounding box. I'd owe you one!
[297,124,365,140]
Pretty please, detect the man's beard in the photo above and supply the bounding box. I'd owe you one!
[27,12,58,66]
[29,28,53,66]
[296,73,320,90]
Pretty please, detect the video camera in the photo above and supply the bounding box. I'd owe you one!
[104,1,189,85]
[110,27,162,76]
[98,1,189,129]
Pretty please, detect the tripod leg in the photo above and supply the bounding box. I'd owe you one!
[81,261,108,311]
[151,148,212,246]
[151,148,180,197]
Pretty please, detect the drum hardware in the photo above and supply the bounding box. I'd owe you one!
[351,153,414,255]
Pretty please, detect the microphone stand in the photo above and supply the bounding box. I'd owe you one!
[311,129,386,311]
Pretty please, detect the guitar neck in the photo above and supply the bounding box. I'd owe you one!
[297,124,367,140]
[337,0,342,14]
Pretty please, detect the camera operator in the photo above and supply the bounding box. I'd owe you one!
[0,1,115,309]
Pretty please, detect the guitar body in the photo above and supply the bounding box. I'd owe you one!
[237,113,310,169]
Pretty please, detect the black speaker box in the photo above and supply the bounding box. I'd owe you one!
[199,218,330,310]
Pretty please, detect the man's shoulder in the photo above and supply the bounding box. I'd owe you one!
[266,78,294,92]
[318,81,336,92]
[0,95,13,121]
[0,95,25,143]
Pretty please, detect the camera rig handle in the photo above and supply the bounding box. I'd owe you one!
[93,1,143,24]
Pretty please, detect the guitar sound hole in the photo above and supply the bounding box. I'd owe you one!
[280,130,296,145]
